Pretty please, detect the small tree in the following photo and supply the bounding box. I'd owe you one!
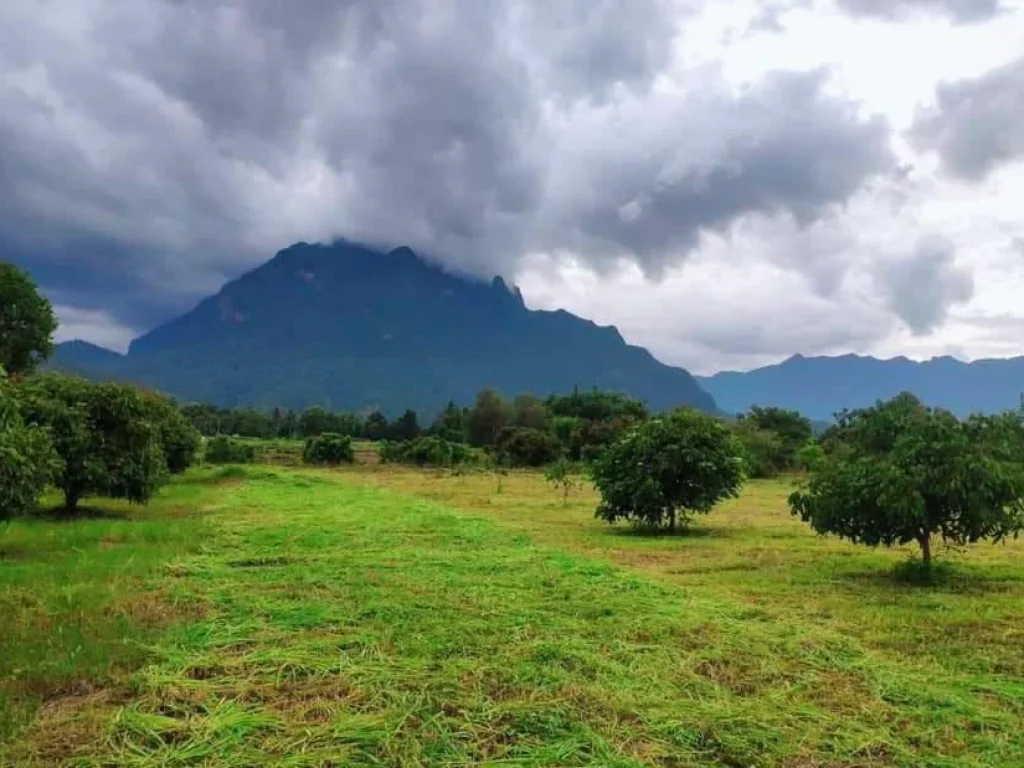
[789,393,1024,567]
[591,409,744,533]
[0,262,58,376]
[302,432,355,466]
[1,367,58,521]
[19,374,166,513]
[545,457,581,506]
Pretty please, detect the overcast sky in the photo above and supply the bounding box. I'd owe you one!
[2,0,1023,373]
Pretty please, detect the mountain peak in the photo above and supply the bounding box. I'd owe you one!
[60,239,714,415]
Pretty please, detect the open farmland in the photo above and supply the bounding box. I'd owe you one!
[2,466,1023,767]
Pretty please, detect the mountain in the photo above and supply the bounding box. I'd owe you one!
[50,240,716,416]
[698,353,1024,421]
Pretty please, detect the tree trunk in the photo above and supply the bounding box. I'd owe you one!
[669,508,677,534]
[917,533,932,567]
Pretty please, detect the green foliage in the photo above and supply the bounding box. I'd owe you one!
[144,395,201,474]
[364,411,389,441]
[591,409,745,532]
[495,426,562,468]
[204,436,256,465]
[380,436,477,467]
[730,419,787,478]
[797,440,826,472]
[429,401,468,443]
[0,262,57,376]
[466,389,512,447]
[302,432,355,466]
[737,406,813,472]
[390,409,421,441]
[789,393,1024,566]
[18,374,167,512]
[544,457,582,506]
[0,370,58,521]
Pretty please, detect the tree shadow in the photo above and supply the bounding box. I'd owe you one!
[839,558,1023,595]
[34,504,129,522]
[605,523,724,540]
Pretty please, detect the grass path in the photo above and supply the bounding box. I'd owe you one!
[2,467,1023,766]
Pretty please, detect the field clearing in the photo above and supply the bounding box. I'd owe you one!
[1,465,1022,766]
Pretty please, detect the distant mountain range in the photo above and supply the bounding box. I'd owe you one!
[698,353,1024,421]
[50,241,716,416]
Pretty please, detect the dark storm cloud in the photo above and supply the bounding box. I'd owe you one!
[876,236,974,334]
[836,0,1005,24]
[911,56,1024,182]
[0,0,896,334]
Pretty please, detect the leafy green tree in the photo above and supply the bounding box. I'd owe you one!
[738,406,812,470]
[789,393,1024,567]
[302,432,355,465]
[496,426,561,467]
[430,400,468,443]
[512,394,551,431]
[390,409,421,441]
[591,409,744,533]
[0,367,58,521]
[0,262,57,376]
[18,374,167,513]
[466,389,511,447]
[299,406,331,437]
[544,457,582,506]
[144,394,201,474]
[730,419,787,478]
[363,410,389,441]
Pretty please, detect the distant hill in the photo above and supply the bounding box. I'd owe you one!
[698,353,1024,421]
[50,240,716,416]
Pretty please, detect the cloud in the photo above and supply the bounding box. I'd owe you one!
[911,55,1024,181]
[875,236,974,334]
[835,0,1005,24]
[0,0,897,334]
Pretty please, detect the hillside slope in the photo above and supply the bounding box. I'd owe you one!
[698,353,1024,420]
[51,241,716,415]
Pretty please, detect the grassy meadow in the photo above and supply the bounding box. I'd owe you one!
[1,464,1022,766]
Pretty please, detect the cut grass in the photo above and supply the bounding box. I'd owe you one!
[1,465,1022,766]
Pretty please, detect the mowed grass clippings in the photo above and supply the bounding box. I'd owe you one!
[0,467,1020,766]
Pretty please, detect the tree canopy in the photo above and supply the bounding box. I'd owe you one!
[0,262,57,376]
[18,374,167,512]
[789,393,1024,566]
[591,409,745,533]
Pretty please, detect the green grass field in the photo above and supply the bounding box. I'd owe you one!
[2,466,1022,766]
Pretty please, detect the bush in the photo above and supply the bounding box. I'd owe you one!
[302,432,355,465]
[380,436,477,467]
[591,409,745,533]
[790,393,1024,568]
[1,369,58,520]
[730,420,787,478]
[205,436,256,464]
[496,426,562,467]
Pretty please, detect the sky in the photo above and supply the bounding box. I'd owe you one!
[2,0,1023,374]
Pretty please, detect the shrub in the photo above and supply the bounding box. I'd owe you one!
[496,426,561,467]
[789,393,1024,568]
[380,436,476,467]
[591,409,745,533]
[302,432,355,465]
[205,435,256,465]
